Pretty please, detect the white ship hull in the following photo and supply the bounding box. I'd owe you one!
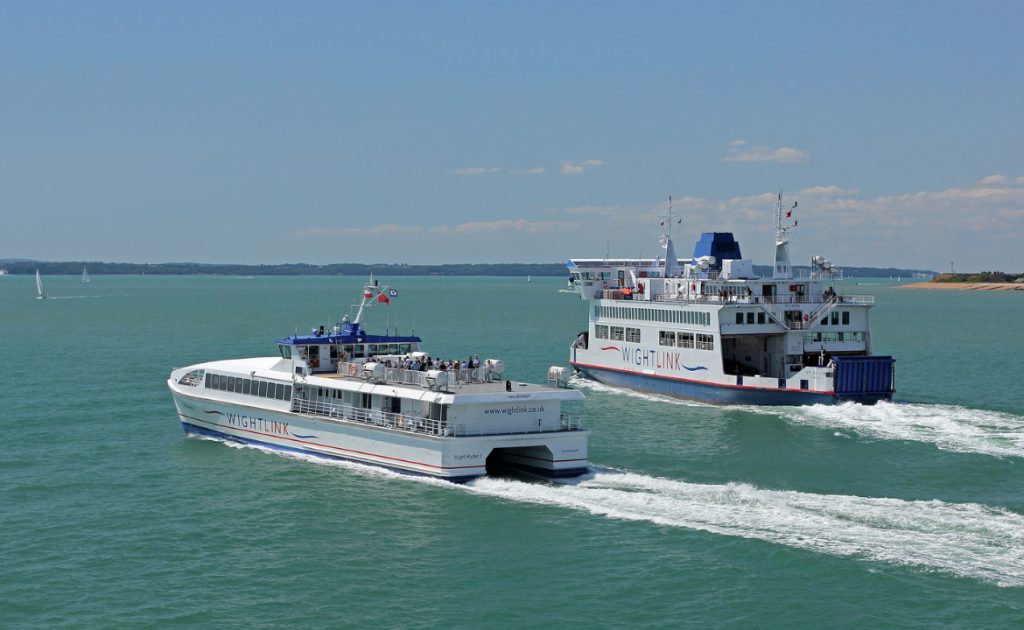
[170,384,589,481]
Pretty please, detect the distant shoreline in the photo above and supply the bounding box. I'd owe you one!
[901,282,1024,291]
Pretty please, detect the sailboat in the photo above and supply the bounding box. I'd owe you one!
[81,267,90,283]
[36,269,49,300]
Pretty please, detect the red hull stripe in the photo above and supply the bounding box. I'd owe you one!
[570,360,834,396]
[179,413,479,470]
[179,412,585,468]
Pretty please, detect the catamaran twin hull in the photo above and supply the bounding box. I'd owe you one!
[166,381,589,481]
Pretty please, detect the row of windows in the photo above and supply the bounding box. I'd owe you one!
[804,331,865,343]
[287,343,417,361]
[657,330,715,351]
[594,304,709,327]
[206,373,292,401]
[594,325,641,343]
[823,311,851,326]
[734,311,768,325]
[731,310,852,326]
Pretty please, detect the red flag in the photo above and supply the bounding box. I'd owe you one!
[377,292,390,304]
[786,210,792,218]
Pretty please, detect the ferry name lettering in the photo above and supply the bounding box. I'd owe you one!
[622,347,680,371]
[225,412,289,436]
[453,453,482,461]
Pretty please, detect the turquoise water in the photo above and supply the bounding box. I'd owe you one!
[2,275,1023,627]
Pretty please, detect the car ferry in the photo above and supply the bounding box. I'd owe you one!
[566,195,895,405]
[168,279,588,481]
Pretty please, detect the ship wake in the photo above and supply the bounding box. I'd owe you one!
[466,468,1024,587]
[762,402,1024,459]
[190,434,1024,587]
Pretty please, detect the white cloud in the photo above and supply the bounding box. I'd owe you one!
[452,167,500,175]
[511,167,546,175]
[292,224,424,238]
[288,175,1024,268]
[722,144,808,163]
[798,185,860,197]
[560,159,603,175]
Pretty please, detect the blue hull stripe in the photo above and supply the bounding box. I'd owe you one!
[179,421,580,482]
[573,365,889,405]
[180,421,475,483]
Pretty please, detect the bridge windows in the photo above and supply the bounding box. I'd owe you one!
[594,324,609,339]
[659,331,676,346]
[625,328,641,343]
[678,332,695,349]
[610,326,624,341]
[842,311,850,325]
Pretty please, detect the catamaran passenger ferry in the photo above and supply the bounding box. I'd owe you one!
[566,195,895,405]
[168,279,588,481]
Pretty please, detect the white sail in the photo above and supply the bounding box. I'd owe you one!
[36,269,45,299]
[81,267,90,283]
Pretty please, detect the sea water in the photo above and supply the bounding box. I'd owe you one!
[1,275,1022,626]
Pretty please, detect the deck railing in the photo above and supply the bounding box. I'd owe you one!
[291,398,585,437]
[336,362,500,388]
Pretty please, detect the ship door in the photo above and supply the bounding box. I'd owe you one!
[617,270,625,287]
[761,285,774,303]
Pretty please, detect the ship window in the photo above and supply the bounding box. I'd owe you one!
[626,328,641,343]
[746,312,755,324]
[659,331,676,346]
[242,379,251,395]
[258,381,269,397]
[610,326,624,341]
[831,312,839,325]
[275,384,285,400]
[367,344,378,355]
[330,346,339,360]
[207,373,218,389]
[233,378,243,394]
[226,376,235,391]
[279,344,292,359]
[758,312,766,324]
[389,344,399,354]
[219,377,228,391]
[735,313,743,324]
[842,311,850,325]
[400,344,411,354]
[284,386,291,401]
[595,325,609,339]
[696,334,714,351]
[678,332,694,349]
[361,392,372,408]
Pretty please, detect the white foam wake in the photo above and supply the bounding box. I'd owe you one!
[761,402,1024,459]
[190,433,1024,586]
[466,468,1024,587]
[572,376,1024,459]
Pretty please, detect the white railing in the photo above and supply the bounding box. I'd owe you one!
[291,398,586,437]
[336,362,498,388]
[292,398,450,436]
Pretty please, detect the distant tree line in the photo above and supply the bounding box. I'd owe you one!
[0,260,939,278]
[932,271,1024,283]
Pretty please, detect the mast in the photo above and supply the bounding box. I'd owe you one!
[661,196,682,278]
[773,192,798,279]
[353,274,375,325]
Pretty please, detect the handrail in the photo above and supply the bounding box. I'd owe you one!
[336,362,499,388]
[290,398,585,437]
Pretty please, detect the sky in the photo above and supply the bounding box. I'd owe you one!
[1,1,1022,271]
